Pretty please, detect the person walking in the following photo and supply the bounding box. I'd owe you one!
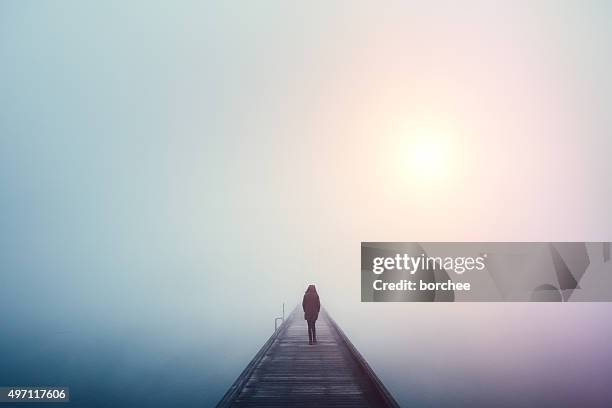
[302,284,321,345]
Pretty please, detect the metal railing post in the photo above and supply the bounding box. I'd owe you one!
[274,302,286,332]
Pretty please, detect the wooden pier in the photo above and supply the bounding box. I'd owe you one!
[217,307,399,408]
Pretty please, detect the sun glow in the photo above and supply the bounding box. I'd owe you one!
[398,128,455,184]
[410,138,448,178]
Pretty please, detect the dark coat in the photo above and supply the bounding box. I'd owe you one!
[302,291,320,321]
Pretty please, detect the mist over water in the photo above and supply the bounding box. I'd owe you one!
[335,303,612,407]
[3,299,612,406]
[2,1,612,407]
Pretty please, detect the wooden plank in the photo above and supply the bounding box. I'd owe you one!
[217,308,399,408]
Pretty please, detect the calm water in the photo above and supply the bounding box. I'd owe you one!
[3,302,612,407]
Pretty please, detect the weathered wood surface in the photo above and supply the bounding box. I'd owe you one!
[217,308,399,408]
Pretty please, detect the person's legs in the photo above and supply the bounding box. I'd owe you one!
[312,320,317,343]
[307,320,313,344]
